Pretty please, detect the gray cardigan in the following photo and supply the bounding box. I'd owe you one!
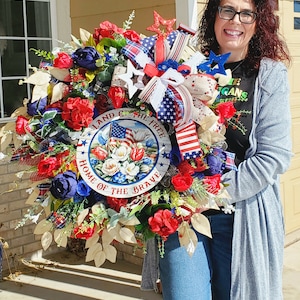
[141,58,293,300]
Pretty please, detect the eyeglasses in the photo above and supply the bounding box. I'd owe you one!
[218,6,257,24]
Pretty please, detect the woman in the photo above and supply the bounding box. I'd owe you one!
[142,0,292,299]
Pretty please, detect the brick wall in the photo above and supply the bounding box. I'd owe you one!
[0,160,61,275]
[0,159,144,276]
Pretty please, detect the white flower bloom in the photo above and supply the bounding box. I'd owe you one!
[140,164,151,173]
[26,188,34,194]
[29,211,42,224]
[222,204,235,214]
[111,145,130,162]
[102,158,120,176]
[16,171,25,179]
[120,161,139,180]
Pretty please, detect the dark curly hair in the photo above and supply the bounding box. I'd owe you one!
[197,0,290,70]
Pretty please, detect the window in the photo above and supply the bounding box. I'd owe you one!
[295,1,300,29]
[0,0,53,121]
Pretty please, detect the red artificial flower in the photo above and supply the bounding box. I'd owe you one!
[53,52,73,69]
[15,116,31,135]
[203,174,222,195]
[177,160,195,175]
[37,156,60,177]
[73,224,95,239]
[107,197,128,212]
[123,30,141,43]
[148,209,179,241]
[107,86,126,108]
[216,101,236,123]
[46,100,63,110]
[91,146,108,160]
[130,148,145,161]
[93,21,124,43]
[61,97,94,131]
[171,173,194,192]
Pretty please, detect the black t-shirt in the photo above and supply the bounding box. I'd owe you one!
[218,61,257,164]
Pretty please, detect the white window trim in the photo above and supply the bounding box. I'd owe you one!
[175,0,198,30]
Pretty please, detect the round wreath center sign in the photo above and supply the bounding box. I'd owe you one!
[76,109,171,198]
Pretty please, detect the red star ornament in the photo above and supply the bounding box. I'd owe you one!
[146,11,176,36]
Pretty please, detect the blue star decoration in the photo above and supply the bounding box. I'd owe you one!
[197,51,231,76]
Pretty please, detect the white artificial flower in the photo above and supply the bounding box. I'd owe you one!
[120,161,139,180]
[16,171,25,179]
[111,145,130,162]
[101,158,120,176]
[26,188,34,194]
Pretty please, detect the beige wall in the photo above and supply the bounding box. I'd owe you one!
[70,0,176,37]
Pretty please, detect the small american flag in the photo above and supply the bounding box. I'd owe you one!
[108,122,135,148]
[224,151,237,171]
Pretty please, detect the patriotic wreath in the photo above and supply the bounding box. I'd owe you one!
[0,11,241,266]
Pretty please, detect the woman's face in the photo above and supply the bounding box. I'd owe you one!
[214,0,256,62]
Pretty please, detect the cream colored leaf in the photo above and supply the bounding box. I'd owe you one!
[91,203,101,214]
[34,219,53,235]
[107,223,124,244]
[77,208,89,225]
[48,67,70,82]
[119,227,137,244]
[12,133,23,150]
[31,84,49,102]
[54,229,68,248]
[80,28,92,43]
[22,71,51,86]
[101,228,114,246]
[71,34,82,48]
[85,243,102,262]
[41,231,52,251]
[85,231,99,249]
[119,216,140,226]
[0,131,13,152]
[191,213,212,238]
[25,188,40,205]
[63,223,73,238]
[178,222,198,257]
[103,244,117,263]
[94,251,106,267]
[10,106,28,118]
[51,82,68,103]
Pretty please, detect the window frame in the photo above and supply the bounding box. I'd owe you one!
[0,0,57,123]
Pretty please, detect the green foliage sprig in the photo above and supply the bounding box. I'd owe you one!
[30,48,55,61]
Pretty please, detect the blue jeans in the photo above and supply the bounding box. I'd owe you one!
[159,213,234,300]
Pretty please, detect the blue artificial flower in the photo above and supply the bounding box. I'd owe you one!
[142,157,153,165]
[112,172,127,184]
[76,179,92,197]
[86,190,107,208]
[49,170,78,200]
[169,144,182,167]
[73,193,85,203]
[90,158,98,167]
[27,96,47,116]
[71,46,101,70]
[205,148,226,175]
